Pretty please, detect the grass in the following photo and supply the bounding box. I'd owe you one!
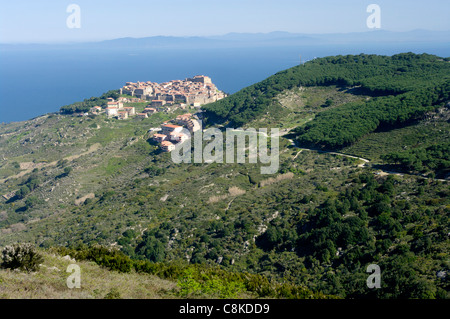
[0,250,178,299]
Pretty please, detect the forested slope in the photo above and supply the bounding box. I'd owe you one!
[203,53,450,149]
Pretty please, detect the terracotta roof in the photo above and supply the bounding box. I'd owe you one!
[162,124,182,129]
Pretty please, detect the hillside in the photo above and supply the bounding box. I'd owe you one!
[203,53,449,142]
[203,53,450,178]
[0,53,449,299]
[0,249,177,299]
[1,246,330,299]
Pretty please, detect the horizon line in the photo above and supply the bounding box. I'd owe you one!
[2,28,450,45]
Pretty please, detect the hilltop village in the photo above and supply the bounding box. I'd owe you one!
[121,75,226,106]
[88,75,222,152]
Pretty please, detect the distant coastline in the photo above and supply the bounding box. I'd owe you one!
[1,30,449,124]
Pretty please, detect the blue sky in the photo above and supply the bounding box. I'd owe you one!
[1,0,449,43]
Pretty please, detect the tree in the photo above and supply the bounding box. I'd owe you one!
[16,185,30,199]
[136,236,166,262]
[24,196,43,210]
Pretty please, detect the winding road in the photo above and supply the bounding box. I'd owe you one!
[285,136,448,182]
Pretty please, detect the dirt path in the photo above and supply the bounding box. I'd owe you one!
[222,129,446,181]
[293,149,303,160]
[288,138,448,181]
[326,151,370,167]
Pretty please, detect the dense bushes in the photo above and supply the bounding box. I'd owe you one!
[144,165,166,177]
[177,267,245,298]
[50,245,333,299]
[52,245,133,273]
[382,142,450,177]
[252,172,449,298]
[15,172,40,200]
[1,243,43,272]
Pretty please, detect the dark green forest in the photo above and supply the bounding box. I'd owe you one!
[253,173,448,298]
[203,53,450,148]
[382,142,450,178]
[114,170,448,299]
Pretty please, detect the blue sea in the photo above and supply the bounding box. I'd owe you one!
[1,42,449,123]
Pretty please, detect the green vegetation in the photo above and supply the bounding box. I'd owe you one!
[0,53,448,299]
[60,90,120,114]
[382,142,450,178]
[15,172,41,200]
[1,243,43,272]
[0,248,178,299]
[204,53,450,149]
[341,110,450,162]
[294,82,448,149]
[254,173,449,298]
[49,244,332,299]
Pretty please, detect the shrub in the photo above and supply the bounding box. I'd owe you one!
[63,167,73,176]
[50,245,132,273]
[99,254,133,273]
[104,288,121,299]
[25,196,44,210]
[16,185,30,199]
[0,243,43,272]
[177,268,203,297]
[177,267,245,298]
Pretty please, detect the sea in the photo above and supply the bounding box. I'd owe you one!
[1,42,449,123]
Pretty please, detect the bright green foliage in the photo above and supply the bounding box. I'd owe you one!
[177,267,246,298]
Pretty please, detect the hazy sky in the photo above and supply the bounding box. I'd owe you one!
[1,0,449,43]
